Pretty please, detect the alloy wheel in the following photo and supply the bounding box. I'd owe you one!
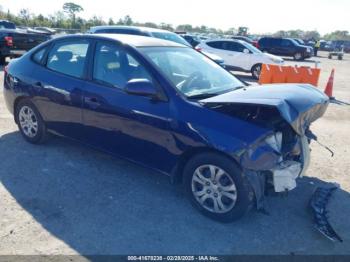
[19,106,38,138]
[295,53,302,60]
[253,65,261,79]
[191,164,237,213]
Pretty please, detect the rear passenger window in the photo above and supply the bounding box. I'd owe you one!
[207,41,223,49]
[47,40,89,78]
[228,42,245,52]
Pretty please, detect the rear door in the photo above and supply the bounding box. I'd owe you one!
[278,39,294,56]
[266,38,281,54]
[30,38,90,139]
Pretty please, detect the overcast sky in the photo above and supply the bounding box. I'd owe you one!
[1,0,349,34]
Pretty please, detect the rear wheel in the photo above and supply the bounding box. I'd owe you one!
[251,64,262,80]
[293,52,303,60]
[15,99,48,144]
[183,152,253,222]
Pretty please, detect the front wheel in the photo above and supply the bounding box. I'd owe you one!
[15,99,48,144]
[251,64,262,80]
[183,152,254,222]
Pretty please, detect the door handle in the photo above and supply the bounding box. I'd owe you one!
[84,97,100,108]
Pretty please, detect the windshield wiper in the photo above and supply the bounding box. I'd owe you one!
[187,93,220,99]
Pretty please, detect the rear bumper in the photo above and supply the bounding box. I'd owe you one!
[3,76,16,115]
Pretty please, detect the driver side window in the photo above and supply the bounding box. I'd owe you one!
[93,42,153,88]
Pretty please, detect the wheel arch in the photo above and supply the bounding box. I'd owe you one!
[13,96,31,123]
[251,62,262,72]
[171,146,240,184]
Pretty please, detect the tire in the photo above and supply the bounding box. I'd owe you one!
[251,64,262,80]
[183,152,254,222]
[0,55,6,65]
[15,99,48,144]
[293,52,303,61]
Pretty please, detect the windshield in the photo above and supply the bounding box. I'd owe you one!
[150,32,190,47]
[140,47,244,98]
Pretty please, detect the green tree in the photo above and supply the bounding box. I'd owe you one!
[324,30,350,40]
[19,9,31,25]
[159,23,173,31]
[176,24,193,32]
[143,22,158,28]
[108,18,114,25]
[123,15,133,25]
[63,2,83,27]
[303,30,320,40]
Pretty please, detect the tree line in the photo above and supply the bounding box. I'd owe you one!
[0,2,349,40]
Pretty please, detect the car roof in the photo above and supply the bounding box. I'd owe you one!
[51,33,185,48]
[205,39,245,44]
[90,25,173,34]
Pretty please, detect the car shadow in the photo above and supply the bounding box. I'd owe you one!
[1,131,350,255]
[283,58,321,64]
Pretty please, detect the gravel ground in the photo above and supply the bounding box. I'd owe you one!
[0,51,349,255]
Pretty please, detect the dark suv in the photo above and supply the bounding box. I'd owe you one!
[257,37,313,60]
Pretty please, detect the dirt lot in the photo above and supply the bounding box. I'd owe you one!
[0,51,349,255]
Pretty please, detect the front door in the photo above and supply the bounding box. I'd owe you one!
[225,41,251,70]
[81,41,173,170]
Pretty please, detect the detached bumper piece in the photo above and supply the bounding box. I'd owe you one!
[310,186,342,242]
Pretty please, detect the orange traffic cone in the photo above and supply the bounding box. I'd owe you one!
[324,69,335,99]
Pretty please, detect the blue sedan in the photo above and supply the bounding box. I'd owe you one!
[3,34,329,222]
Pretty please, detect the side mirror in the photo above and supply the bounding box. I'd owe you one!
[243,48,250,54]
[125,79,158,98]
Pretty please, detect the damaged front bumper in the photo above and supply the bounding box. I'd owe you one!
[310,186,342,242]
[240,132,311,209]
[271,135,310,192]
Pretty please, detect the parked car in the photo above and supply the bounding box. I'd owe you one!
[181,34,201,47]
[196,39,284,79]
[89,25,191,46]
[257,37,313,60]
[330,40,350,53]
[3,34,329,222]
[89,25,225,66]
[0,20,50,64]
[34,27,57,35]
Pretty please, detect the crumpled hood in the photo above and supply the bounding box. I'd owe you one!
[200,84,329,135]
